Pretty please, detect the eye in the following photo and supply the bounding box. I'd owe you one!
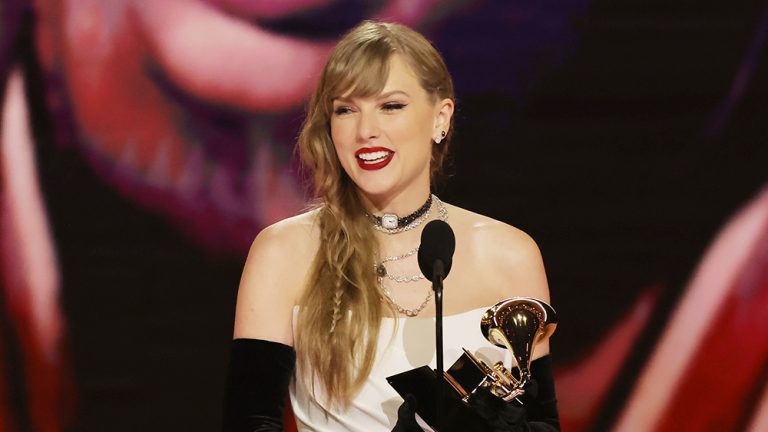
[333,106,354,116]
[381,102,407,112]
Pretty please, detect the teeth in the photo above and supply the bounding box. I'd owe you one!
[357,150,391,162]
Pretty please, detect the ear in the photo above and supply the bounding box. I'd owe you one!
[433,98,455,132]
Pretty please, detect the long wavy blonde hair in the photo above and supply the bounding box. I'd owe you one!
[295,20,455,408]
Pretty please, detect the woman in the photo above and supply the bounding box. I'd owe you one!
[224,20,558,431]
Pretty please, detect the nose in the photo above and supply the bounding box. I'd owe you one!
[356,109,380,142]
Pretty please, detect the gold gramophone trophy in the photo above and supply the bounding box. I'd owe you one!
[387,296,557,430]
[444,297,557,404]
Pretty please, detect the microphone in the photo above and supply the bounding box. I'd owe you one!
[417,220,456,282]
[417,219,455,431]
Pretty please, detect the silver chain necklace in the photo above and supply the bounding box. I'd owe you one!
[379,280,433,317]
[374,198,449,316]
[374,197,448,284]
[377,246,425,283]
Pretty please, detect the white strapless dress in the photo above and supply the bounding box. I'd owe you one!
[289,307,511,432]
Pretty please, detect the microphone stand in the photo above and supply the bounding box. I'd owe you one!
[432,260,445,431]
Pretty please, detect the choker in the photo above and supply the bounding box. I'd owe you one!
[366,194,434,234]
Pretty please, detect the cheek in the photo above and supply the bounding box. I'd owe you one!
[397,111,433,141]
[395,118,433,154]
[329,126,354,173]
[329,125,343,157]
[330,121,351,150]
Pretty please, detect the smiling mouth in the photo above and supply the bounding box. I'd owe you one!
[355,148,394,170]
[357,150,392,164]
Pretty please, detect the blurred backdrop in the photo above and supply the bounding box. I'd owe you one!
[1,0,767,431]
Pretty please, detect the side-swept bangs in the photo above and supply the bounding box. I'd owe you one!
[320,36,393,116]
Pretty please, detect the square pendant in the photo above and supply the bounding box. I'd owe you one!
[381,214,399,229]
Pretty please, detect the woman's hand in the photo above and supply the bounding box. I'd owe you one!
[391,395,425,432]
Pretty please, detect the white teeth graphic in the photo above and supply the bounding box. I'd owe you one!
[357,150,391,163]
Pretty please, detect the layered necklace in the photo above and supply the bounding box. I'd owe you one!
[366,194,438,234]
[372,196,448,317]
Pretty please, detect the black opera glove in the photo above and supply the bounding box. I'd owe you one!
[391,394,426,432]
[468,355,560,432]
[222,339,296,432]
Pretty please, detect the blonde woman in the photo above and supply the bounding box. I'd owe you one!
[224,20,559,432]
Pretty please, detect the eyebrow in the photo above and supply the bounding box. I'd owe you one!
[333,90,411,103]
[378,90,410,99]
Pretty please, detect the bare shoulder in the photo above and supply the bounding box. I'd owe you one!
[444,204,552,358]
[447,204,550,302]
[232,209,321,344]
[249,210,320,265]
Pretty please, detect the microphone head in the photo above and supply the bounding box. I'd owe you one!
[417,220,456,280]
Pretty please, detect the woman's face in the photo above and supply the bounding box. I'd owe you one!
[330,55,453,204]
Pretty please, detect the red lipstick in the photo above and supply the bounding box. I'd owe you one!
[355,147,394,171]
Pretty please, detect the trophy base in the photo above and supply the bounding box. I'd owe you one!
[387,365,492,432]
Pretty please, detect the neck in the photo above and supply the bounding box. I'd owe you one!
[359,186,432,216]
[369,192,446,256]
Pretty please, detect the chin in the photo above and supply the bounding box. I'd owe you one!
[353,182,398,199]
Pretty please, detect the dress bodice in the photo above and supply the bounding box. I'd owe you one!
[289,307,512,432]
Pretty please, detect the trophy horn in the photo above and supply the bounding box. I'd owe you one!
[480,297,557,397]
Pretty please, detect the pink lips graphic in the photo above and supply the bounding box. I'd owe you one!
[36,0,442,251]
